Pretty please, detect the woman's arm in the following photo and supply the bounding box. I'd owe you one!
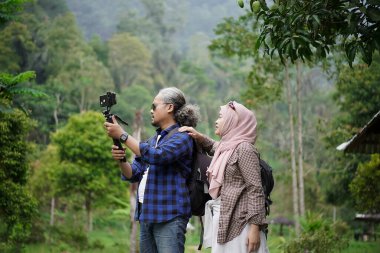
[178,126,218,156]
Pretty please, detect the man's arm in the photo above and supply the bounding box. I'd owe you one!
[105,116,141,156]
[111,145,144,182]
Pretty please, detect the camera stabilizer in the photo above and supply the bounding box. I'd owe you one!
[100,91,128,162]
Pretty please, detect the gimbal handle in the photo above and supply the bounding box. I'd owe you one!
[104,111,127,163]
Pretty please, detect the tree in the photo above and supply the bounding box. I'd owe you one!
[0,0,28,26]
[116,0,185,90]
[322,53,380,211]
[29,145,61,227]
[16,12,114,143]
[350,155,380,213]
[52,111,129,231]
[0,109,37,251]
[108,33,152,92]
[0,21,35,74]
[247,0,380,66]
[209,13,283,107]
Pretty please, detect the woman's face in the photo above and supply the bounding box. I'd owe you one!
[215,109,225,136]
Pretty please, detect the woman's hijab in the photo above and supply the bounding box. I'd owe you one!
[207,101,257,199]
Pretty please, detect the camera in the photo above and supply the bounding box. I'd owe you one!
[99,91,116,108]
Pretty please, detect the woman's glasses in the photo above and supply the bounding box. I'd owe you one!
[228,101,236,111]
[151,103,171,111]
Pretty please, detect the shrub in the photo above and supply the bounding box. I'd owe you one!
[285,212,349,253]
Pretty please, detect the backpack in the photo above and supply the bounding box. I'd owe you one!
[258,154,274,216]
[161,128,212,216]
[188,142,212,216]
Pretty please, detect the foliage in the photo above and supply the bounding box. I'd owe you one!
[28,145,60,206]
[333,53,380,129]
[284,212,349,253]
[209,12,283,108]
[350,155,380,213]
[0,21,35,74]
[252,0,380,66]
[52,111,128,198]
[116,0,185,90]
[108,33,152,91]
[321,54,380,209]
[0,0,28,25]
[0,71,46,113]
[0,109,37,251]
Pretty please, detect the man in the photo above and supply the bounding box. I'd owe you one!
[104,87,199,253]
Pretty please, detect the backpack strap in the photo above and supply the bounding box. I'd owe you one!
[160,127,179,143]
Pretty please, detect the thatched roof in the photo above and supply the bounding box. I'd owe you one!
[337,111,380,154]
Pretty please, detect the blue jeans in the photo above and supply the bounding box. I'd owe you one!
[140,216,188,253]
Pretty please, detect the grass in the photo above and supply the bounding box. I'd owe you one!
[24,224,380,253]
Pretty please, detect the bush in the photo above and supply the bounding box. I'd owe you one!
[285,212,349,253]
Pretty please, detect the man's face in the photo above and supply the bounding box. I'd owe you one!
[150,96,171,127]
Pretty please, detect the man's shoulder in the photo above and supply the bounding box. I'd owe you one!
[171,130,192,142]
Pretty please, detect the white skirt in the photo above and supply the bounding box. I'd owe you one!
[203,198,270,253]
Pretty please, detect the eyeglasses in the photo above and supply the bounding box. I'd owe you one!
[151,103,171,111]
[228,101,236,111]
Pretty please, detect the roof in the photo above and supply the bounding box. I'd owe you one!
[337,111,380,154]
[355,213,380,222]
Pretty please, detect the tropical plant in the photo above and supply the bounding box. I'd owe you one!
[249,0,380,66]
[0,71,47,111]
[284,212,349,253]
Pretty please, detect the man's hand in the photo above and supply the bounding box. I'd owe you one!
[247,224,260,253]
[104,115,124,139]
[111,145,126,161]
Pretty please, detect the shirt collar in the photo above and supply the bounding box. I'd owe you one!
[155,123,179,138]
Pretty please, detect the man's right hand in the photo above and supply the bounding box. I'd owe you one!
[111,145,126,161]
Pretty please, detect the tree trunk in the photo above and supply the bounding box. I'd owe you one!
[285,62,300,235]
[296,61,305,217]
[53,93,62,129]
[50,93,62,227]
[129,109,143,253]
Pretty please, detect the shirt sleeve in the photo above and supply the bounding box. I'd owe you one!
[200,136,218,156]
[121,156,144,183]
[237,143,266,225]
[139,132,193,165]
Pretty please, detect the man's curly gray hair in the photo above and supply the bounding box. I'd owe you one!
[158,87,200,127]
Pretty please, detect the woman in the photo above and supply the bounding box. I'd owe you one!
[179,101,269,253]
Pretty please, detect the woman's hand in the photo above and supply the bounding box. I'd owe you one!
[178,126,205,143]
[111,145,126,161]
[247,224,260,253]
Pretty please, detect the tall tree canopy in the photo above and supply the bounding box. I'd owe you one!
[242,0,380,66]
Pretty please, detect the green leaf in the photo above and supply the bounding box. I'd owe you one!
[367,6,380,22]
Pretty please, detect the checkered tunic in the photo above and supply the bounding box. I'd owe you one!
[202,137,267,244]
[122,124,193,223]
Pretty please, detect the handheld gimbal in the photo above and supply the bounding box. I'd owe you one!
[100,91,128,162]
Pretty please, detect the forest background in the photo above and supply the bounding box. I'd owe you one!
[0,0,379,252]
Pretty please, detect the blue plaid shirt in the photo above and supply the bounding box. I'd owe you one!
[122,123,193,223]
